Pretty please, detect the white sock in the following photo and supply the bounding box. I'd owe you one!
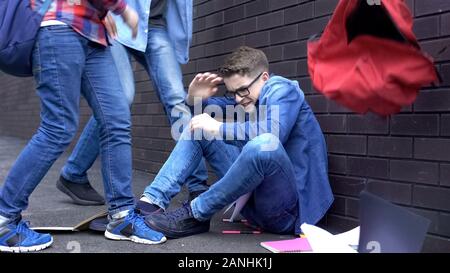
[140,195,151,204]
[0,214,10,227]
[111,209,130,220]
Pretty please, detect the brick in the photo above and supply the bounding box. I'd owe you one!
[368,136,412,158]
[264,46,283,62]
[245,31,270,47]
[347,157,389,179]
[223,36,245,52]
[422,235,450,253]
[367,179,412,205]
[442,13,450,36]
[314,0,339,17]
[298,76,314,93]
[441,114,450,136]
[440,164,450,187]
[245,0,270,17]
[328,100,354,113]
[413,185,450,211]
[297,59,308,76]
[298,16,330,39]
[325,215,359,233]
[414,90,450,112]
[441,64,450,87]
[269,60,298,77]
[415,0,450,16]
[204,40,224,56]
[328,154,347,174]
[345,197,360,218]
[283,41,307,59]
[285,2,314,24]
[234,17,257,36]
[420,38,450,62]
[391,115,439,136]
[329,175,366,197]
[438,213,450,237]
[205,12,224,28]
[270,24,299,44]
[390,160,439,185]
[347,113,389,134]
[269,0,299,10]
[257,11,284,30]
[224,6,245,23]
[305,94,328,113]
[327,135,367,155]
[329,195,346,215]
[415,138,450,161]
[316,115,346,133]
[413,16,440,40]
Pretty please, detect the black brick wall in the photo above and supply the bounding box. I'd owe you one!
[0,0,449,252]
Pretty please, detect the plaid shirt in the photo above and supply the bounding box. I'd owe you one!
[31,0,127,46]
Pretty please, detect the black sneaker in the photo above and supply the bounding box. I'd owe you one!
[89,200,162,232]
[145,202,210,239]
[56,176,105,206]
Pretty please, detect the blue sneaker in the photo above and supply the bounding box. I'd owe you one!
[104,211,166,245]
[0,220,53,252]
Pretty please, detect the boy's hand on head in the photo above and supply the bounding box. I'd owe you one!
[121,5,138,39]
[187,73,223,105]
[190,113,223,137]
[103,13,118,39]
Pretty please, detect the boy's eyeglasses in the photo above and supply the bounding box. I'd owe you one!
[224,72,263,100]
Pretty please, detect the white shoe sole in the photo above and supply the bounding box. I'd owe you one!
[0,238,53,253]
[104,230,167,245]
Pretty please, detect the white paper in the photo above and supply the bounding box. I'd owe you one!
[223,192,252,222]
[334,226,360,248]
[300,223,358,253]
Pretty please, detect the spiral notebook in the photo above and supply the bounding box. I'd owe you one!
[260,238,313,253]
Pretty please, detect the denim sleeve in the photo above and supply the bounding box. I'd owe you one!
[185,95,235,118]
[219,83,302,143]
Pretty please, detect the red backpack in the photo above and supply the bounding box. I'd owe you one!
[307,0,438,116]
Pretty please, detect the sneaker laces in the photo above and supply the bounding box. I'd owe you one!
[16,221,40,253]
[16,221,39,240]
[166,202,192,221]
[125,211,148,232]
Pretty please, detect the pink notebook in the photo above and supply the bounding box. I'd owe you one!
[260,238,313,253]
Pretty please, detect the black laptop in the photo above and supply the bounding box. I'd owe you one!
[358,191,431,253]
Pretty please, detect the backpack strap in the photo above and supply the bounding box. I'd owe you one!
[38,0,53,16]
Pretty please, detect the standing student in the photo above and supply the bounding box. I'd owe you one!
[56,0,209,211]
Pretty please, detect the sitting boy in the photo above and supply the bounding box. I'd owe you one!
[92,46,334,237]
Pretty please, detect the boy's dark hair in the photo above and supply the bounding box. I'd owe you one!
[218,46,269,78]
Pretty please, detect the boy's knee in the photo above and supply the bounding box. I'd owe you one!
[245,133,282,155]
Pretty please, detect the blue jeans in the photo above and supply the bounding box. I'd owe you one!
[61,26,208,193]
[143,132,299,234]
[0,26,135,220]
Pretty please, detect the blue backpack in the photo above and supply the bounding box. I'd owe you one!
[0,0,53,77]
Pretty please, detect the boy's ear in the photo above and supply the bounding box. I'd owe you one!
[262,71,270,81]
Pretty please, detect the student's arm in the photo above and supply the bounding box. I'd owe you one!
[185,72,235,113]
[220,83,302,144]
[88,0,127,14]
[89,0,138,37]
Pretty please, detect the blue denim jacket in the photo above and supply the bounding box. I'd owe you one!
[211,76,334,232]
[112,0,192,64]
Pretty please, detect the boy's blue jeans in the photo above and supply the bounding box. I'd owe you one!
[0,26,135,220]
[144,132,299,234]
[61,26,208,193]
